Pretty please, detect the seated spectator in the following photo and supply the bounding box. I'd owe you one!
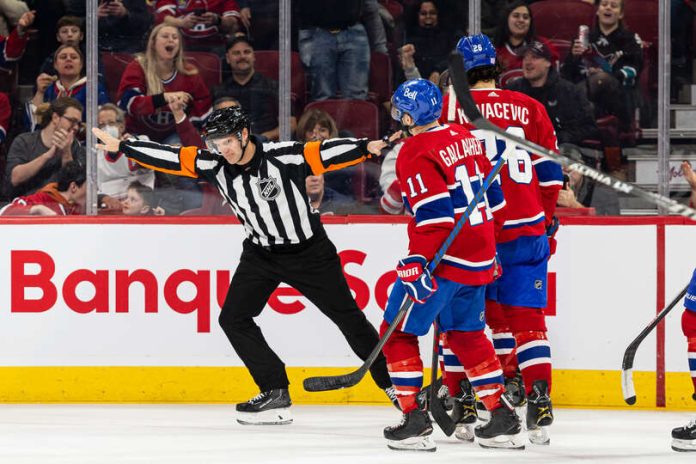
[0,160,86,216]
[39,15,83,76]
[98,0,153,53]
[682,161,696,208]
[0,92,10,145]
[378,140,405,215]
[296,108,362,214]
[493,0,556,87]
[297,0,370,101]
[154,0,240,53]
[556,147,620,215]
[27,44,109,131]
[117,23,212,144]
[506,40,601,147]
[561,0,642,132]
[397,1,454,84]
[96,103,155,206]
[213,36,294,141]
[5,97,85,199]
[121,180,164,215]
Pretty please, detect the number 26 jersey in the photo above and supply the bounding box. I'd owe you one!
[397,124,506,286]
[441,88,563,244]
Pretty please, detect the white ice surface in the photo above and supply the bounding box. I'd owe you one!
[0,405,693,463]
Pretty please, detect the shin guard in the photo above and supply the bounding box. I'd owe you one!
[447,330,505,411]
[487,301,519,379]
[380,321,423,413]
[506,306,551,395]
[440,333,467,397]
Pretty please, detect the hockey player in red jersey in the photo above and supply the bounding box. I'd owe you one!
[381,78,524,452]
[442,34,564,445]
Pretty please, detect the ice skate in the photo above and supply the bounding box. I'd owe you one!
[672,418,696,452]
[451,380,478,442]
[474,403,524,450]
[505,372,527,408]
[526,380,552,445]
[384,408,436,451]
[236,389,292,425]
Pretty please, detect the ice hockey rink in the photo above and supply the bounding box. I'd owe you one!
[0,404,692,463]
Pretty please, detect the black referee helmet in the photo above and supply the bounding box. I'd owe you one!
[202,106,251,141]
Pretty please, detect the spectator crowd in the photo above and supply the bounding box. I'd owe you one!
[0,0,690,217]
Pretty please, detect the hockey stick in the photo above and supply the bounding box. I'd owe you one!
[446,51,696,221]
[303,131,511,392]
[621,284,688,405]
[429,325,457,436]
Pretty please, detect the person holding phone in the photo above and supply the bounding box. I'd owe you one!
[98,0,153,53]
[155,0,241,52]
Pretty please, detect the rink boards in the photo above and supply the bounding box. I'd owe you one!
[0,215,693,409]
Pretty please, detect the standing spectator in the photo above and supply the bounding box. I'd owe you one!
[398,1,455,84]
[506,40,600,147]
[98,0,153,53]
[4,97,85,199]
[0,92,11,145]
[117,23,212,143]
[0,160,86,216]
[297,0,370,101]
[236,0,279,50]
[154,0,240,53]
[561,0,642,132]
[493,0,556,87]
[96,103,155,202]
[213,36,290,141]
[27,45,109,131]
[362,0,387,54]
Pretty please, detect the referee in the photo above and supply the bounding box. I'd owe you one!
[93,107,400,425]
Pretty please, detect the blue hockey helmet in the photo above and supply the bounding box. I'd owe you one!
[390,78,442,127]
[456,34,497,71]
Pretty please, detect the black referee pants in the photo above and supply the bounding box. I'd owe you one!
[219,232,392,392]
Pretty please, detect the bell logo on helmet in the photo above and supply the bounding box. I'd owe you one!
[403,88,419,100]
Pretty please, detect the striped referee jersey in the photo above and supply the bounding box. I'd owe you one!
[118,135,375,246]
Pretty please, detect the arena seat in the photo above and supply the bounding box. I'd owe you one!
[185,52,222,90]
[530,0,595,42]
[253,50,306,115]
[622,0,658,46]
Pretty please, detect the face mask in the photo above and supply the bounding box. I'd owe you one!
[103,124,120,138]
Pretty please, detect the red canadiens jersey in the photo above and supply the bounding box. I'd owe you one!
[155,0,240,40]
[397,124,506,286]
[441,87,563,244]
[117,60,212,142]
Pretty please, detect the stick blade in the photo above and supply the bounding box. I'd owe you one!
[622,368,636,405]
[303,371,363,392]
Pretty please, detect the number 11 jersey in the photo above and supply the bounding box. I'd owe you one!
[441,87,563,244]
[397,124,506,286]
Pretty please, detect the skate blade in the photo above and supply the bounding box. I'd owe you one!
[477,433,525,450]
[236,408,292,425]
[528,426,550,445]
[454,423,475,443]
[671,438,696,452]
[387,435,436,452]
[516,405,528,431]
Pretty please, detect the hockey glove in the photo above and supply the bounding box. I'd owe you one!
[546,215,560,256]
[380,179,405,215]
[397,255,437,304]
